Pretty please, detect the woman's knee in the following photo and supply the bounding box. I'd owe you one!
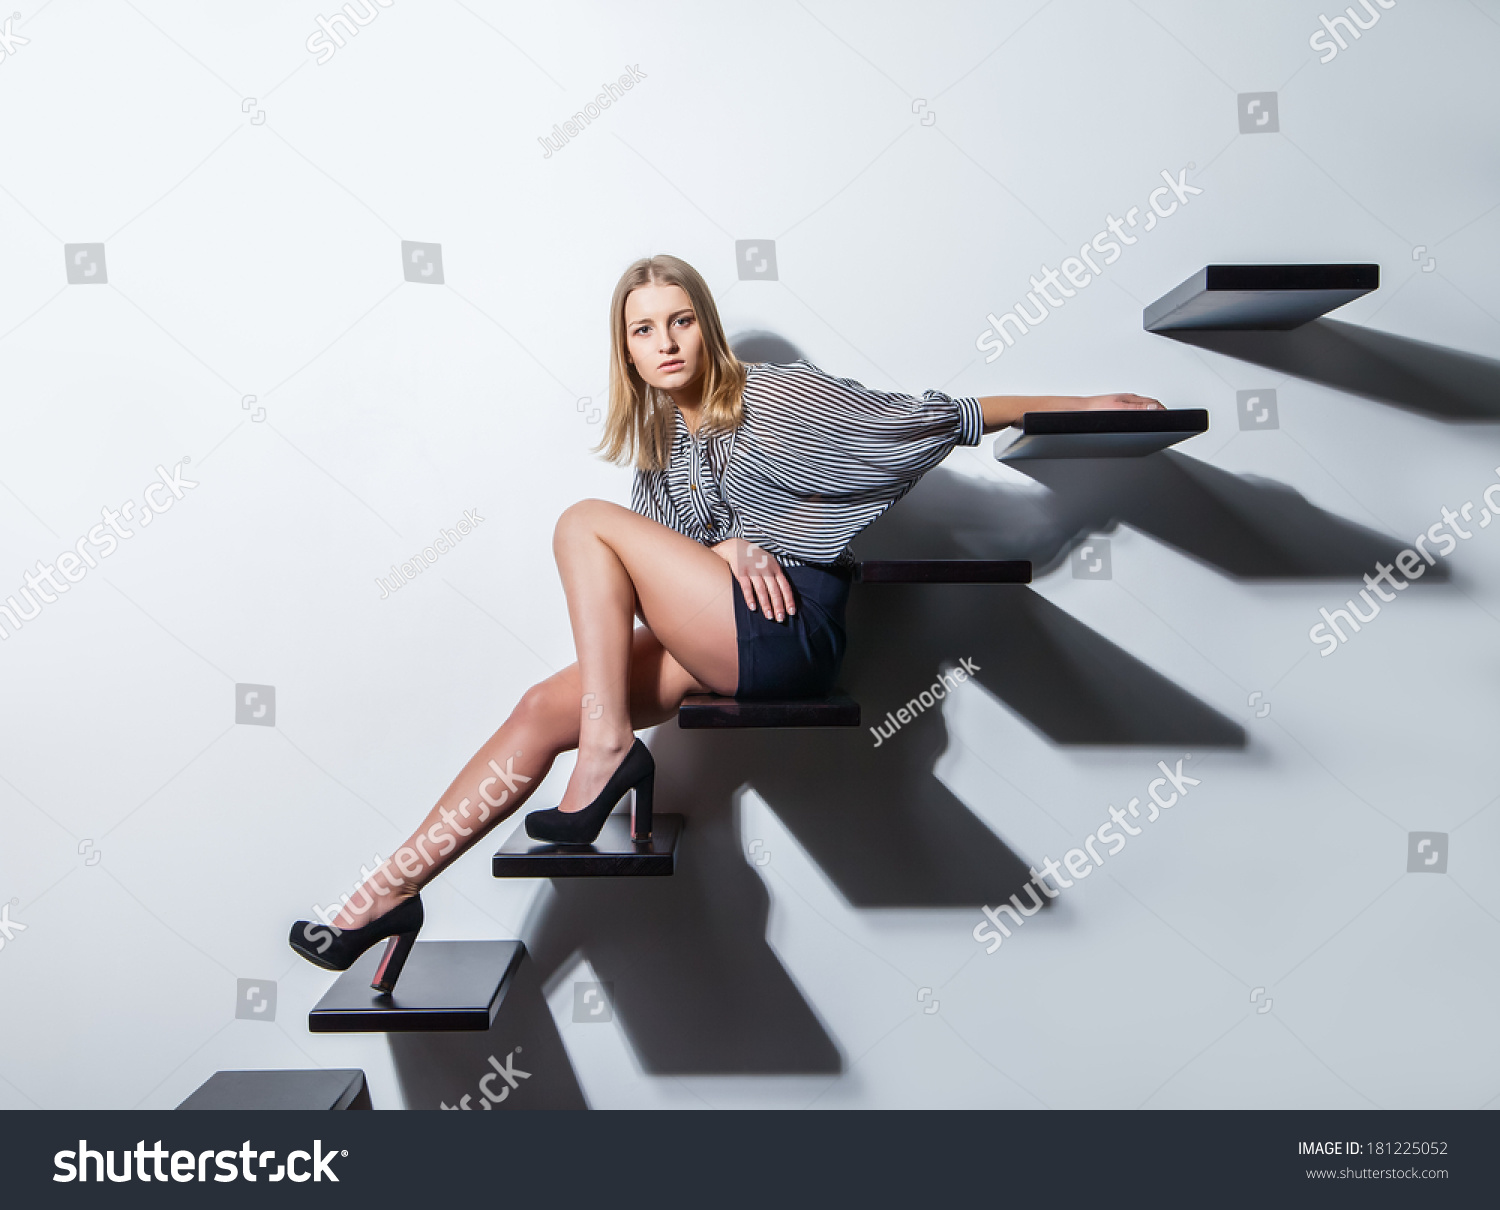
[553,498,628,551]
[554,497,609,537]
[510,679,576,745]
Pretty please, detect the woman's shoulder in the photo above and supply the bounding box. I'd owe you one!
[740,359,812,424]
[743,357,821,380]
[741,358,831,403]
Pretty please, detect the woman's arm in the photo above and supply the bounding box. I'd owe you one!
[977,392,1163,434]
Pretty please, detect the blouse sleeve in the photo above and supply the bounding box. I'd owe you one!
[767,361,984,487]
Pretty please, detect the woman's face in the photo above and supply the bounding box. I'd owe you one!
[624,282,705,398]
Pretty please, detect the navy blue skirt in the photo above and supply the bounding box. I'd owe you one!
[733,563,852,699]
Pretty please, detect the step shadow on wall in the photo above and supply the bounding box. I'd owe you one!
[1163,319,1500,422]
[388,952,588,1110]
[872,455,1448,582]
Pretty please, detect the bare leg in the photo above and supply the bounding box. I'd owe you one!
[331,626,698,929]
[550,498,740,814]
[331,505,741,929]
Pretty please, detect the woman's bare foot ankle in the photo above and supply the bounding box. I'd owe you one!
[555,731,635,813]
[331,865,419,931]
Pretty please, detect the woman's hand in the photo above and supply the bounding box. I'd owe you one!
[1077,392,1164,411]
[712,538,796,622]
[978,393,1165,431]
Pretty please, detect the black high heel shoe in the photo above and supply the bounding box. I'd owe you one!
[287,894,424,994]
[524,737,654,845]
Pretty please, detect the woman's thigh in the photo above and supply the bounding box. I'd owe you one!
[557,500,740,696]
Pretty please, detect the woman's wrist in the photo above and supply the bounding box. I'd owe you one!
[977,392,1162,433]
[976,395,1079,433]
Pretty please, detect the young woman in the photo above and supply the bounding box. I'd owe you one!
[288,253,1163,991]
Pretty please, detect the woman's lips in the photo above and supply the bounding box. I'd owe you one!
[659,360,684,371]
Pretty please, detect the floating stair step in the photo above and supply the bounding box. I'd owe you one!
[308,940,525,1033]
[492,812,681,877]
[177,1068,371,1110]
[678,693,859,729]
[1143,263,1378,331]
[995,408,1208,461]
[855,559,1031,583]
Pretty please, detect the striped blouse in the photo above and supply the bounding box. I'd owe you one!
[628,359,984,569]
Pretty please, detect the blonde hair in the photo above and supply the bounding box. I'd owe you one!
[595,254,746,471]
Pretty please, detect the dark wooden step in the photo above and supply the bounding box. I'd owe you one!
[996,408,1208,461]
[678,693,860,729]
[1143,263,1378,331]
[177,1068,371,1110]
[308,940,525,1033]
[855,559,1031,583]
[492,812,681,877]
